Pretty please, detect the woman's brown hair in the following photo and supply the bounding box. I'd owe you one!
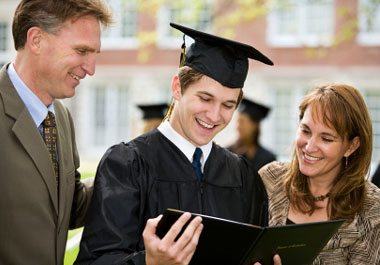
[284,83,373,220]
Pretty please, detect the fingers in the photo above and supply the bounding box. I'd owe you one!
[160,213,203,262]
[252,254,281,265]
[166,215,202,263]
[143,214,163,241]
[144,212,204,265]
[181,222,204,264]
[174,216,203,254]
[161,214,203,253]
[273,254,282,265]
[161,212,192,244]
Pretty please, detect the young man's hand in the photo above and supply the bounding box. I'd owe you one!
[143,212,203,265]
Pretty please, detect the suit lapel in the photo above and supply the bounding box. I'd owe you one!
[0,65,59,215]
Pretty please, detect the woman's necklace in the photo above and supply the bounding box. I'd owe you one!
[313,192,330,202]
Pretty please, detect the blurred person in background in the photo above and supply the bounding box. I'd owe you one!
[137,103,169,133]
[371,161,380,188]
[0,0,112,264]
[228,98,276,172]
[259,83,380,264]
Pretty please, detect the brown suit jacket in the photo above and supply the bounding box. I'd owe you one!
[0,64,93,265]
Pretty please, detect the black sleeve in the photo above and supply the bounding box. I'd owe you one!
[74,143,147,265]
[372,164,380,188]
[243,157,269,227]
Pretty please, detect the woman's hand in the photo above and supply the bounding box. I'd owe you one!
[253,254,282,265]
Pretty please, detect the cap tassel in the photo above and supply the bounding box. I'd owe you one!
[179,34,186,67]
[162,34,186,122]
[162,98,175,122]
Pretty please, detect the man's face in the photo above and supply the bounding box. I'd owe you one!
[170,75,241,147]
[37,15,101,103]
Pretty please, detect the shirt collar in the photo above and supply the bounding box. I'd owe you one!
[158,120,212,169]
[7,62,55,128]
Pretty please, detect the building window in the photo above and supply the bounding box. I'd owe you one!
[157,0,212,48]
[272,88,297,160]
[267,0,334,47]
[91,84,130,148]
[357,0,380,45]
[102,0,138,49]
[363,89,380,162]
[0,22,8,67]
[271,86,309,161]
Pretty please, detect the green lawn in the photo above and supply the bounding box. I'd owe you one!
[64,228,82,265]
[64,172,94,265]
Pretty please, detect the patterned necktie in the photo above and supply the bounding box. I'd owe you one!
[192,147,203,182]
[43,112,59,189]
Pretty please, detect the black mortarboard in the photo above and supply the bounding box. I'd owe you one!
[137,103,169,119]
[170,22,274,88]
[239,98,270,122]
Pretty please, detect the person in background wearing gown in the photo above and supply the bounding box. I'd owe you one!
[74,23,281,265]
[137,103,169,134]
[372,161,380,188]
[228,98,276,172]
[259,83,380,264]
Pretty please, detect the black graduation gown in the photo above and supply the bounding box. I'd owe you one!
[372,163,380,188]
[228,143,276,172]
[249,146,276,172]
[75,129,268,265]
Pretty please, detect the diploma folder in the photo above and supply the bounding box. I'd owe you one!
[156,209,345,265]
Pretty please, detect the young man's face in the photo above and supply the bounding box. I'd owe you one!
[37,15,101,104]
[170,75,241,147]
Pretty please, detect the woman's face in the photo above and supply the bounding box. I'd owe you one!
[296,105,356,182]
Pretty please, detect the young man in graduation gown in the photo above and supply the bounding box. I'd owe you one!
[75,23,274,265]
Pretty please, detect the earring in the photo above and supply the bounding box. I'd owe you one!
[345,156,348,168]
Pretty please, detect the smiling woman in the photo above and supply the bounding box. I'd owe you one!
[259,83,380,264]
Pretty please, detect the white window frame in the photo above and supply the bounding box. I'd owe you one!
[271,86,305,161]
[89,83,131,152]
[156,1,212,49]
[0,21,10,67]
[267,0,334,48]
[102,0,138,49]
[357,0,380,46]
[363,88,380,161]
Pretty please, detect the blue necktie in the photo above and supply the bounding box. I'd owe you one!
[192,148,203,182]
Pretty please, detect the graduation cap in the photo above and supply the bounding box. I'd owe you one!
[170,22,274,89]
[238,98,270,122]
[137,103,169,119]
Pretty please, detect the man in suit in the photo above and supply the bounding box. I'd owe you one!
[0,1,112,265]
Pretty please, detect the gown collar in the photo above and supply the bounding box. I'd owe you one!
[158,120,212,171]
